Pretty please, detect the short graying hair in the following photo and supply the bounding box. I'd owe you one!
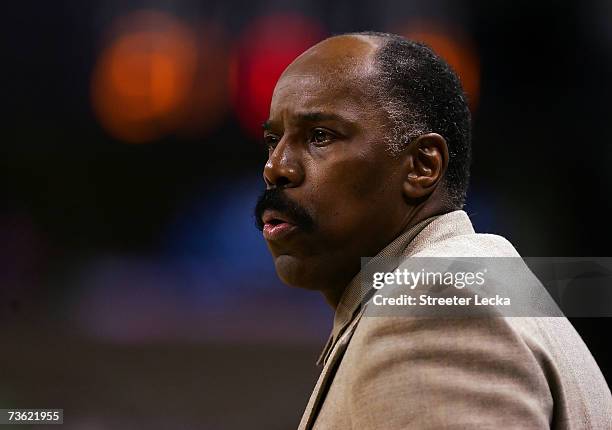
[347,31,472,209]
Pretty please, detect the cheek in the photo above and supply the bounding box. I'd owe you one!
[306,154,400,233]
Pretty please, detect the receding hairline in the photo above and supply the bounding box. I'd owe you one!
[280,33,386,82]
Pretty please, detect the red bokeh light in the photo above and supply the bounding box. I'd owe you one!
[230,14,326,139]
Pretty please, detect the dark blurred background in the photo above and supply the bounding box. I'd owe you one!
[2,0,611,428]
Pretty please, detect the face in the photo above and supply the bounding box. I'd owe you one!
[256,36,411,302]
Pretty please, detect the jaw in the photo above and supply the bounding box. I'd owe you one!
[273,254,320,290]
[273,252,362,307]
[274,254,342,307]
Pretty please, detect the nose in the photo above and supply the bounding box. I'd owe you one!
[263,139,304,188]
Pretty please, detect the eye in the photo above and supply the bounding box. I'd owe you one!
[309,128,335,146]
[263,134,280,151]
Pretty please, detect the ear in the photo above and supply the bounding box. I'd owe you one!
[402,133,449,200]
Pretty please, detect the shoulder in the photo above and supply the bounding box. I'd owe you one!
[412,231,521,258]
[406,210,521,258]
[341,313,612,429]
[342,314,553,428]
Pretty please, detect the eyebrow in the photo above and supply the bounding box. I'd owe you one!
[262,111,352,131]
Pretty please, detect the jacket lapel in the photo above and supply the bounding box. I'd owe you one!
[298,309,364,430]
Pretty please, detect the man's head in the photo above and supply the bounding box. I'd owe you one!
[255,32,471,305]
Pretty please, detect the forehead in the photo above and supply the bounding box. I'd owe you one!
[269,36,382,124]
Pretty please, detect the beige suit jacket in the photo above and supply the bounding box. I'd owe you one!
[298,210,612,429]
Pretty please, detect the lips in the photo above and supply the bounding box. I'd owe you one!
[262,209,299,241]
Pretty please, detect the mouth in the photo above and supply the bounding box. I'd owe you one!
[262,210,299,241]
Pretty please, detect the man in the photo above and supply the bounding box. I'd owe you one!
[255,32,612,429]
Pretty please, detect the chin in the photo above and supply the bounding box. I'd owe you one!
[274,254,324,291]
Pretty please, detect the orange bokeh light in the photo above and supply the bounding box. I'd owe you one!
[91,11,198,143]
[399,21,481,111]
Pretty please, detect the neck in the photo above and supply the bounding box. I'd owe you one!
[322,202,455,310]
[322,289,344,309]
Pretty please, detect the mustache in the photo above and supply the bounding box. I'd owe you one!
[254,188,315,232]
